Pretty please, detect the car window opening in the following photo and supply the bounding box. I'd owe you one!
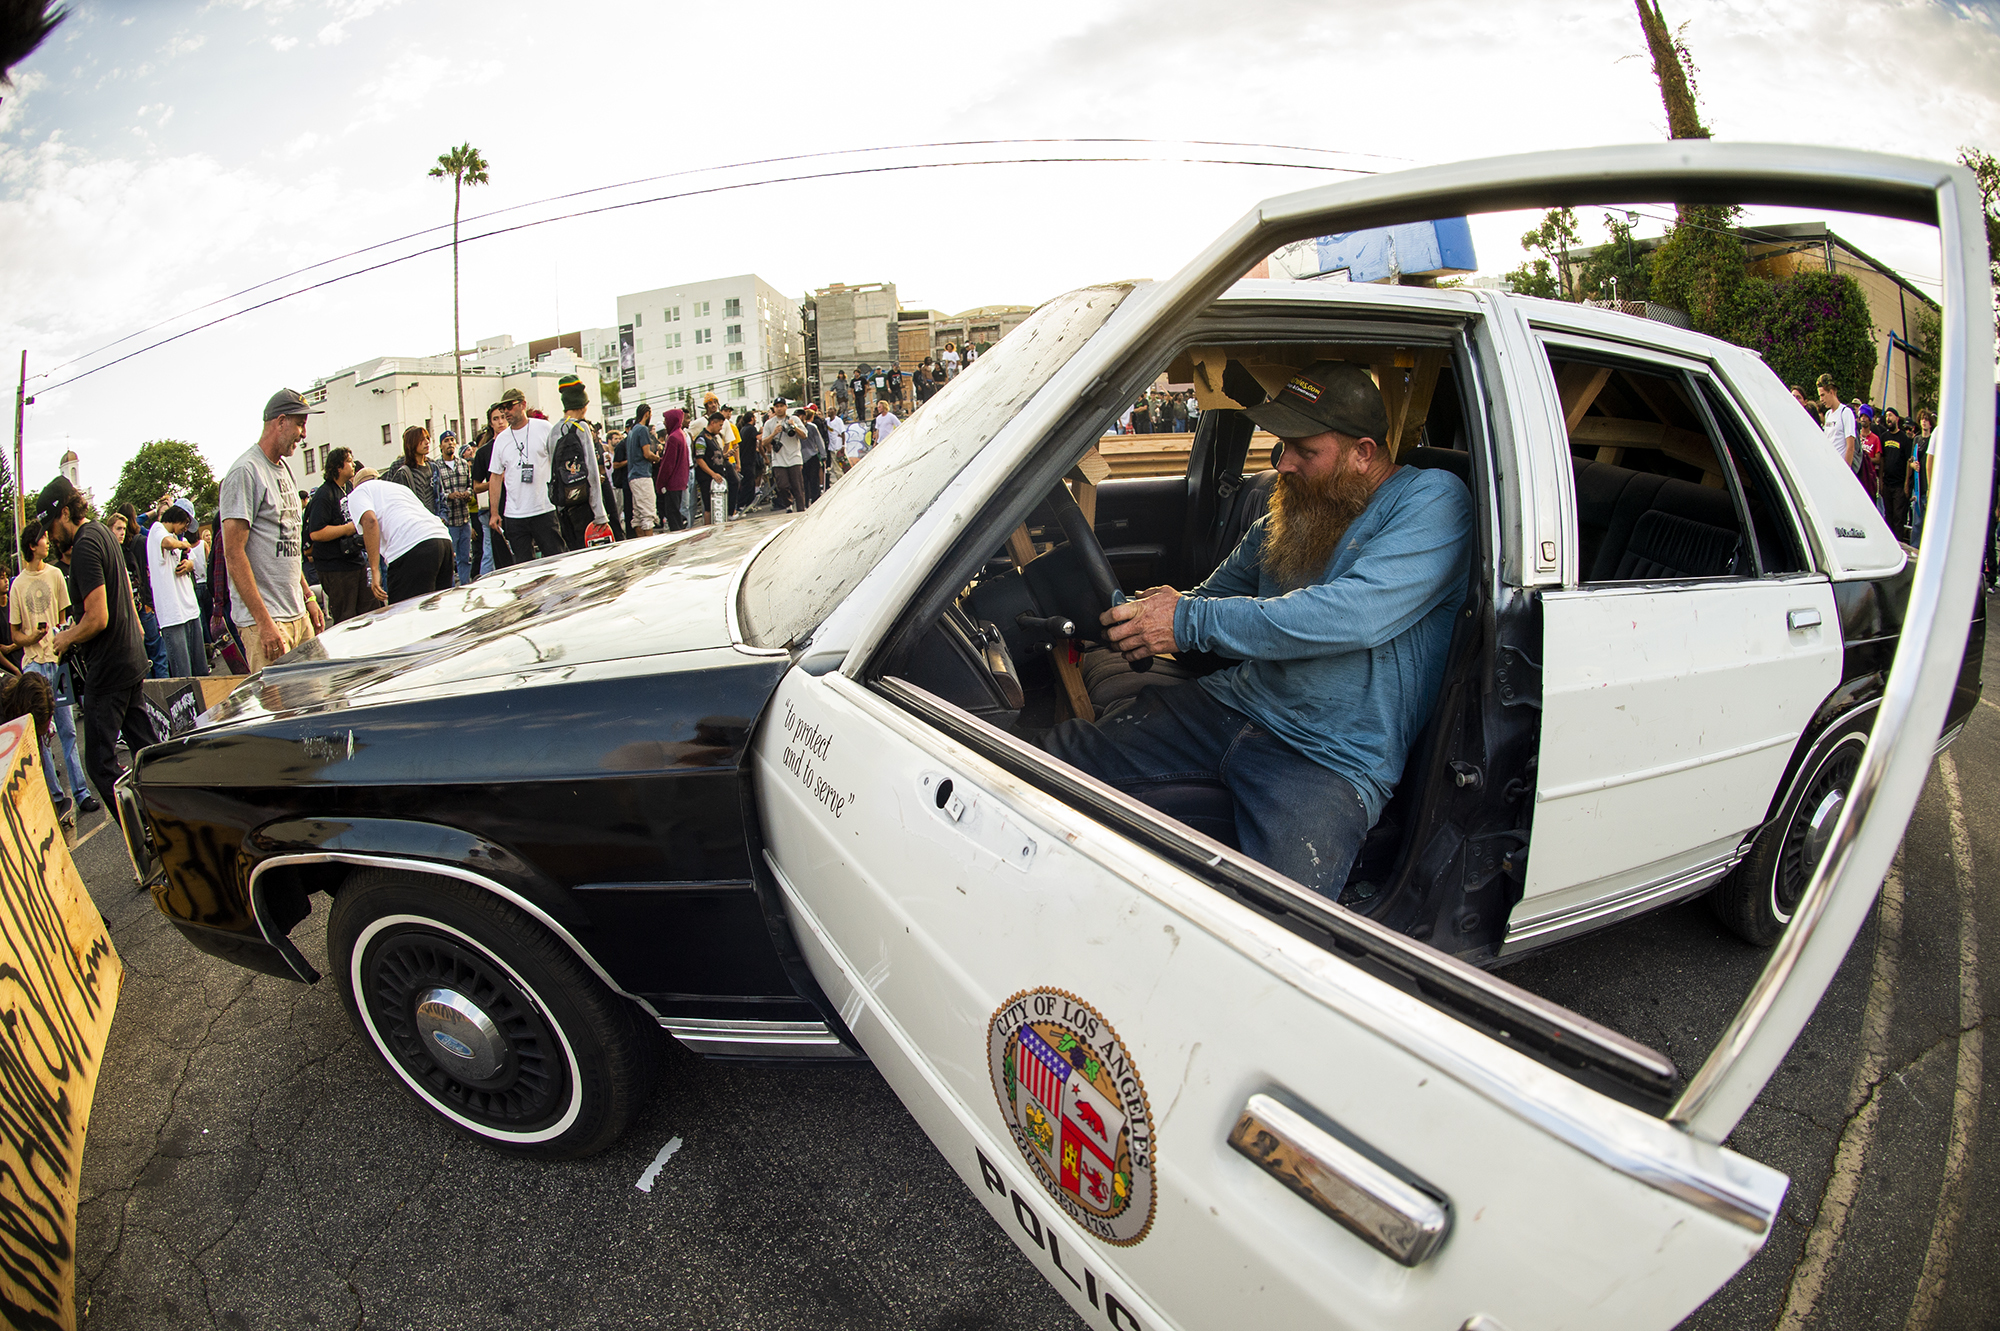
[1550,350,1809,585]
[882,328,1522,971]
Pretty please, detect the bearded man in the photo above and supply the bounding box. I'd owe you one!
[1041,361,1471,898]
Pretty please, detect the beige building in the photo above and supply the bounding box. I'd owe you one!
[812,281,900,378]
[301,342,581,482]
[1738,222,1939,415]
[927,305,1034,363]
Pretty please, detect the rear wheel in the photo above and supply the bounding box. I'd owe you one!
[327,868,657,1159]
[1711,719,1870,946]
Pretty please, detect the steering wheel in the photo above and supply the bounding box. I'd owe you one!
[1041,483,1151,673]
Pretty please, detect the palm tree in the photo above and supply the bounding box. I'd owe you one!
[428,143,490,447]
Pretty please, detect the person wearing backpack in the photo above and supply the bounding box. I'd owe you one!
[545,375,611,550]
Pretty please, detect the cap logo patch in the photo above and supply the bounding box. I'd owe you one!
[1284,376,1322,404]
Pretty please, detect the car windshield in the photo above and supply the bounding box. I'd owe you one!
[738,284,1132,649]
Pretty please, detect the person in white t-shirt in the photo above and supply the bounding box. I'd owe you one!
[347,471,453,606]
[487,388,564,562]
[147,499,207,677]
[843,417,868,467]
[872,400,900,449]
[1816,373,1857,469]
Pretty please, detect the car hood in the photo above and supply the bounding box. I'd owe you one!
[205,517,788,724]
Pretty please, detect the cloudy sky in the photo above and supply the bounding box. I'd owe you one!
[2,0,1996,502]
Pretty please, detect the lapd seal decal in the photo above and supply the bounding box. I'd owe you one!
[989,988,1156,1245]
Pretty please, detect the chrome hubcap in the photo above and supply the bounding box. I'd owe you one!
[413,986,508,1083]
[1801,787,1846,877]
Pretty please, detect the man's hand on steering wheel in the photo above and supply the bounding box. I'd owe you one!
[1102,587,1181,662]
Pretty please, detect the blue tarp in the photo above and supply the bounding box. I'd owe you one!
[1313,219,1477,283]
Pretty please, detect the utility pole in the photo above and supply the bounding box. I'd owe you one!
[802,298,821,410]
[13,351,26,564]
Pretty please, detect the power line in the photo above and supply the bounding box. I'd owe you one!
[36,137,1387,381]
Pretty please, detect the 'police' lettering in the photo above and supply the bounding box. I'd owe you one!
[978,1149,1007,1197]
[1048,1232,1084,1291]
[1012,1192,1045,1248]
[974,1147,1147,1329]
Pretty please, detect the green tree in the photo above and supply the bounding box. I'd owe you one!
[1649,208,1748,336]
[428,143,491,454]
[1504,207,1582,301]
[107,440,218,519]
[1729,269,1876,403]
[599,376,622,413]
[1574,212,1654,303]
[1957,146,1999,347]
[1911,303,1941,417]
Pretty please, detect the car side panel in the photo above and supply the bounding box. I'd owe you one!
[137,662,802,1005]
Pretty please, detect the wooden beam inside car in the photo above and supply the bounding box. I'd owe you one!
[1557,363,1614,433]
[1392,349,1449,456]
[1570,417,1725,482]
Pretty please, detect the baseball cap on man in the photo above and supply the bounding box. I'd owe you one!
[1244,360,1389,442]
[262,388,323,421]
[771,397,787,407]
[165,498,196,523]
[499,387,529,408]
[32,475,78,525]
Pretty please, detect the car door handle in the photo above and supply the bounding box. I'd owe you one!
[1787,608,1823,631]
[1227,1093,1451,1266]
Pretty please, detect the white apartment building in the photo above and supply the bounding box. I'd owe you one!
[614,273,804,416]
[301,342,583,482]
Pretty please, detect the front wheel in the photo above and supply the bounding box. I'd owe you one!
[327,869,658,1159]
[1711,719,1870,946]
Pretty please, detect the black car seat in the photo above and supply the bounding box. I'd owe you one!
[1571,457,1746,580]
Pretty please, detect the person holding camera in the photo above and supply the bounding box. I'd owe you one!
[306,446,369,625]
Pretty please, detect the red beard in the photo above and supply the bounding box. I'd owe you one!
[1261,461,1375,588]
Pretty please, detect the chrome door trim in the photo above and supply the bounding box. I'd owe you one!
[1500,850,1747,955]
[855,674,1784,1234]
[246,851,658,1016]
[1534,734,1798,803]
[657,1015,858,1060]
[1663,155,1994,1140]
[1228,1093,1452,1266]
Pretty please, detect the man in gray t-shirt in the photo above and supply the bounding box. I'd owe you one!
[222,389,327,671]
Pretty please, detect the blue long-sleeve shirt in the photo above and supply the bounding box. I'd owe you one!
[1173,466,1473,823]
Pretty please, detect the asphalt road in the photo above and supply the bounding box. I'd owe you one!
[69,607,2000,1330]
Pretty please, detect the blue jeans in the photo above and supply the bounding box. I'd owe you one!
[160,618,208,678]
[1042,682,1372,898]
[448,522,473,585]
[479,518,498,576]
[27,661,88,803]
[140,608,169,678]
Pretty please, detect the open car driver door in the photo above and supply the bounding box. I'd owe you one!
[749,145,1993,1329]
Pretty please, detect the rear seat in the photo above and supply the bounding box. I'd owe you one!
[1570,457,1747,581]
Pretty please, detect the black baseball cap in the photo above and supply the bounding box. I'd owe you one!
[33,475,77,524]
[1245,360,1389,442]
[263,388,323,421]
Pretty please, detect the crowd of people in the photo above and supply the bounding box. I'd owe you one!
[0,370,918,833]
[1790,372,1936,545]
[1118,390,1201,435]
[826,340,975,420]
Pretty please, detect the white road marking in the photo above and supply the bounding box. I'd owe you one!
[1777,855,1905,1330]
[73,818,110,851]
[1904,754,1983,1331]
[634,1135,683,1193]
